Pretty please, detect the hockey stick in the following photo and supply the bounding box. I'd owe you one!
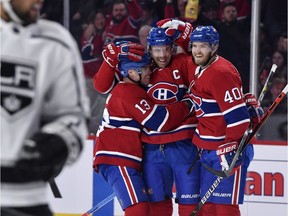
[49,179,62,198]
[82,192,115,216]
[203,83,288,178]
[258,64,277,103]
[191,84,288,216]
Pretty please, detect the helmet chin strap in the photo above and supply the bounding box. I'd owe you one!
[1,0,23,24]
[128,74,143,87]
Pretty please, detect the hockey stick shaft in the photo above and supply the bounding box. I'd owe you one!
[49,179,62,198]
[82,193,115,216]
[247,83,288,142]
[258,64,277,103]
[191,84,288,216]
[190,176,223,216]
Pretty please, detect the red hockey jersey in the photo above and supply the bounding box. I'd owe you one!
[141,54,198,144]
[94,53,198,145]
[93,82,191,171]
[189,56,251,150]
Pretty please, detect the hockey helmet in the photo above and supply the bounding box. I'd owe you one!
[190,26,219,46]
[118,52,151,77]
[147,27,173,47]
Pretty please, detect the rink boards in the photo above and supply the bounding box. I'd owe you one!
[49,139,288,216]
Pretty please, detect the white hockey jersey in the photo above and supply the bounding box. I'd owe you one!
[0,18,90,207]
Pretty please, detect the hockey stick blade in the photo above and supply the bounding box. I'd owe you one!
[82,193,115,216]
[203,83,288,178]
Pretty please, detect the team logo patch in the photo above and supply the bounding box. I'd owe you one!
[147,82,179,104]
[1,59,37,116]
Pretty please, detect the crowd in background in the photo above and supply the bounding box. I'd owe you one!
[40,0,287,140]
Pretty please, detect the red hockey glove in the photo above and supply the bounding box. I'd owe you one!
[244,93,264,129]
[157,18,193,45]
[102,41,145,68]
[216,141,242,174]
[181,94,195,114]
[15,132,68,182]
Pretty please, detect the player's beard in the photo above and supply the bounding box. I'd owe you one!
[13,5,40,25]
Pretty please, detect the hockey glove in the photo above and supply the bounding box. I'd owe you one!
[15,132,68,182]
[102,41,145,68]
[244,93,264,129]
[181,94,195,114]
[157,18,193,45]
[216,141,242,174]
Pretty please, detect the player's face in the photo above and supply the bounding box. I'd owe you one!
[140,66,152,86]
[150,45,173,68]
[11,0,43,24]
[191,42,213,66]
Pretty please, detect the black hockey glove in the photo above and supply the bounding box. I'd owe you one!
[15,132,68,182]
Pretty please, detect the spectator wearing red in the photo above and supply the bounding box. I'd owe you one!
[103,0,143,46]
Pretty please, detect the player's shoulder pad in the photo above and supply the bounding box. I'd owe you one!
[35,19,77,51]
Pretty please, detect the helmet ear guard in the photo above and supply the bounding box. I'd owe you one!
[118,52,151,77]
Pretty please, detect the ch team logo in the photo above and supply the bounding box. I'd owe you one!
[147,82,179,104]
[1,59,36,118]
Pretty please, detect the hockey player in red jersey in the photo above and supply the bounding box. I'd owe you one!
[93,24,201,215]
[187,26,258,215]
[142,27,201,216]
[93,52,195,216]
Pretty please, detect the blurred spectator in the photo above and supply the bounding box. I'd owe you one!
[138,25,152,50]
[81,10,106,78]
[217,2,251,93]
[193,0,220,26]
[218,0,250,21]
[165,0,187,21]
[261,77,287,114]
[139,0,160,27]
[200,0,220,23]
[103,0,143,46]
[275,31,288,53]
[272,50,287,81]
[80,10,108,133]
[259,49,287,95]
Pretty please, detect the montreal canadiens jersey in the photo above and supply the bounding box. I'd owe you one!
[93,82,190,170]
[94,53,198,144]
[142,54,198,144]
[0,18,90,206]
[189,56,250,150]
